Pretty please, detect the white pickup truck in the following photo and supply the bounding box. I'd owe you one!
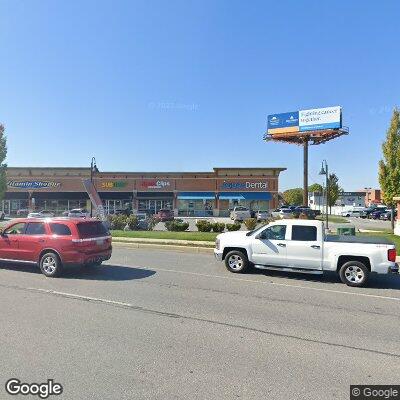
[214,219,398,287]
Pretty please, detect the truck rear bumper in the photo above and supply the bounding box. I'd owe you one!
[388,264,399,274]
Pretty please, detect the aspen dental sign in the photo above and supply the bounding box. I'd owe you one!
[221,181,268,190]
[267,106,341,134]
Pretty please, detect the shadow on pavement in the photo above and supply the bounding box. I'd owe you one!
[0,262,156,282]
[247,268,400,290]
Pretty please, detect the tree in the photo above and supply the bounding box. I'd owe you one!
[379,108,400,231]
[308,183,323,193]
[0,125,7,203]
[327,173,340,214]
[283,188,303,206]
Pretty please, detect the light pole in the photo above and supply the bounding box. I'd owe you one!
[319,160,329,230]
[90,157,99,217]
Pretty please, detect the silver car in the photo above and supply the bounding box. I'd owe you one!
[255,210,271,221]
[27,210,55,218]
[68,208,89,218]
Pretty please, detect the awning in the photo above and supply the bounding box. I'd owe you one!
[218,192,272,201]
[218,193,245,200]
[177,192,215,200]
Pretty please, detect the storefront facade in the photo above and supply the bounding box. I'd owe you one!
[3,167,285,217]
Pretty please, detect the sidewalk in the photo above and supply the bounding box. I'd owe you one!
[112,236,214,253]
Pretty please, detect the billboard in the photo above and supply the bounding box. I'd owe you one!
[267,106,341,134]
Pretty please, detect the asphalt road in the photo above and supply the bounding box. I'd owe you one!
[1,246,400,400]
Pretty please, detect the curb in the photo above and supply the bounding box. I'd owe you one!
[112,241,214,254]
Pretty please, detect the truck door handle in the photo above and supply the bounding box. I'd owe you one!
[311,245,320,249]
[277,243,286,247]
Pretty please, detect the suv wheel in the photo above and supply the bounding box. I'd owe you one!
[225,250,250,273]
[339,261,369,287]
[40,252,62,277]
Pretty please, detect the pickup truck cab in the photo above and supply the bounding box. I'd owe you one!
[214,219,398,287]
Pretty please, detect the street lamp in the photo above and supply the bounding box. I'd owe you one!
[319,160,329,230]
[90,157,99,217]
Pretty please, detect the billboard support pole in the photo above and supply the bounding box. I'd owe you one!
[303,138,308,206]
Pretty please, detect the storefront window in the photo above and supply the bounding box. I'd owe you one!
[178,199,215,217]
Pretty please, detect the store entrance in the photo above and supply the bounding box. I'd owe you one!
[138,199,173,215]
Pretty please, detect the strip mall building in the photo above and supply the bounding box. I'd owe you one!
[3,167,285,217]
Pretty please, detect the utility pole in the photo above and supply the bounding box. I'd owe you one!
[303,138,309,206]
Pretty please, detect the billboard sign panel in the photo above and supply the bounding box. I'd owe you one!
[267,106,341,134]
[299,106,341,131]
[267,111,299,134]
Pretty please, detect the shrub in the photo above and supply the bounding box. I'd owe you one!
[244,218,258,230]
[298,212,309,220]
[165,220,189,231]
[212,222,225,233]
[146,216,161,231]
[126,215,138,230]
[108,214,127,230]
[226,223,241,231]
[196,220,212,232]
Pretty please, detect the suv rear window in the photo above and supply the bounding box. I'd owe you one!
[50,223,72,236]
[77,221,108,238]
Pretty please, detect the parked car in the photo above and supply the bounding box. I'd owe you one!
[114,208,131,216]
[277,208,295,219]
[136,212,150,230]
[16,209,29,217]
[370,209,387,220]
[157,209,174,222]
[68,208,89,218]
[0,218,112,277]
[380,210,397,220]
[27,210,55,218]
[341,210,363,218]
[255,210,271,221]
[214,219,398,287]
[360,206,386,219]
[230,206,251,221]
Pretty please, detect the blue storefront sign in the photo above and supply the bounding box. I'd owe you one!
[7,181,61,189]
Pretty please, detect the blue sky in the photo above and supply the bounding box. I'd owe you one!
[0,0,399,191]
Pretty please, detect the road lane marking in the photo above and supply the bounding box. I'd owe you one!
[108,263,400,302]
[0,282,399,359]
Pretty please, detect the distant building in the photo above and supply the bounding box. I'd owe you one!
[309,191,366,215]
[357,189,383,206]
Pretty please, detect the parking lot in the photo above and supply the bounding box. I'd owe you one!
[1,246,400,399]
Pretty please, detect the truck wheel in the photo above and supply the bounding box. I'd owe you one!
[339,261,369,287]
[39,252,62,277]
[225,250,250,273]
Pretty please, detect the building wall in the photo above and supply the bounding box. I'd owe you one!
[3,167,285,216]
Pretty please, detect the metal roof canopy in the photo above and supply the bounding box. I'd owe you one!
[264,127,349,145]
[263,127,349,145]
[263,127,349,207]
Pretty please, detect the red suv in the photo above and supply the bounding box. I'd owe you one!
[0,218,112,277]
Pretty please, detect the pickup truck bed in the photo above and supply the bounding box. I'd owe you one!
[325,235,394,245]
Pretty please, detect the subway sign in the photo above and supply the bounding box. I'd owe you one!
[7,181,61,189]
[220,180,268,190]
[100,181,127,189]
